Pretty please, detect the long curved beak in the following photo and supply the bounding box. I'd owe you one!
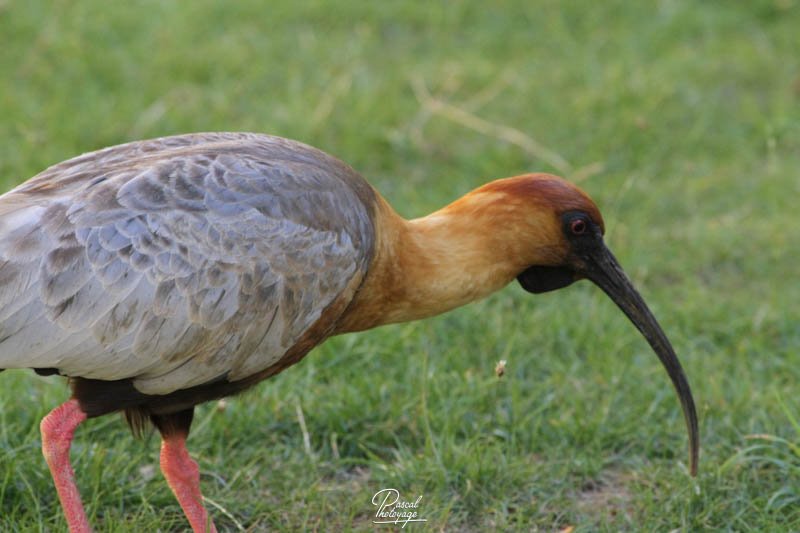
[582,244,699,476]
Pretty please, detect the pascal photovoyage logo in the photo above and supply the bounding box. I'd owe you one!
[371,488,427,527]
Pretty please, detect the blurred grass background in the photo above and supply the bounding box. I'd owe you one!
[1,0,799,530]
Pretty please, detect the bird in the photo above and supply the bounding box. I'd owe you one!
[0,132,698,532]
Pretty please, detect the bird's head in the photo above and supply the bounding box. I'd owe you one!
[473,173,699,476]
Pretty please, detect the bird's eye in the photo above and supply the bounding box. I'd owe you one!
[570,218,587,235]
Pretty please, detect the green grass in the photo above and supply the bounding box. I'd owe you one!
[1,0,800,530]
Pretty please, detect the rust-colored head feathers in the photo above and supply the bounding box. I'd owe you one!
[428,173,605,272]
[473,173,605,234]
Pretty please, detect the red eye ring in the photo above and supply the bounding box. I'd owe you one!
[570,218,587,235]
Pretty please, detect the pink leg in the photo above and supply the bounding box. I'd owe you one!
[40,399,91,533]
[160,433,217,533]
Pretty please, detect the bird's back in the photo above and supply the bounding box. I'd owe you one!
[0,133,376,406]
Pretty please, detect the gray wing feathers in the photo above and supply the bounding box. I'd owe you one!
[0,134,374,394]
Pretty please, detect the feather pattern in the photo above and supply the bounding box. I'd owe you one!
[0,133,375,395]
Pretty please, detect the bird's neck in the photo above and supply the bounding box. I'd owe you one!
[335,191,531,333]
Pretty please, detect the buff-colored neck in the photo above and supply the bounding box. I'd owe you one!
[335,185,560,333]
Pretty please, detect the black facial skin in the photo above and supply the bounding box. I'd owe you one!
[517,211,700,476]
[516,211,600,293]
